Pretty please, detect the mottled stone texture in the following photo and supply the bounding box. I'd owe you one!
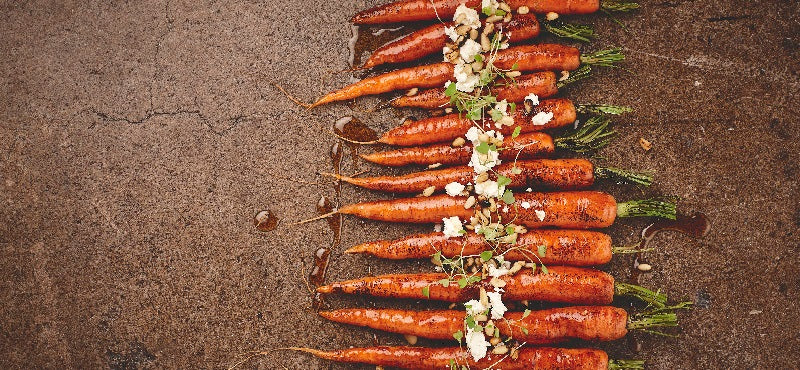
[1,0,798,369]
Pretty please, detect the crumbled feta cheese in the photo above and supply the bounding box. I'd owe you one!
[521,201,531,209]
[434,223,443,232]
[486,291,508,319]
[454,63,480,92]
[468,147,500,174]
[464,299,487,315]
[487,263,509,278]
[526,187,532,192]
[535,210,546,221]
[531,111,553,126]
[460,39,482,63]
[482,0,499,11]
[465,328,490,361]
[485,130,503,141]
[445,182,466,196]
[444,26,459,42]
[442,216,464,238]
[474,180,503,198]
[524,93,540,106]
[500,42,509,49]
[496,115,514,128]
[465,126,481,144]
[494,100,509,115]
[453,4,481,29]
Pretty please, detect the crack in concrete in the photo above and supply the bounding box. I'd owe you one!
[86,107,250,136]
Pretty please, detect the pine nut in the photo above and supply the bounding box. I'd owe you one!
[489,337,502,346]
[483,23,495,35]
[492,345,509,355]
[517,6,529,14]
[476,172,489,183]
[499,2,511,13]
[456,24,471,36]
[406,87,418,96]
[505,71,522,78]
[637,263,652,272]
[481,33,491,51]
[486,15,503,23]
[474,314,488,322]
[404,334,418,345]
[464,195,477,209]
[469,28,479,40]
[546,12,559,21]
[422,186,435,197]
[472,60,484,72]
[427,163,442,169]
[452,137,466,147]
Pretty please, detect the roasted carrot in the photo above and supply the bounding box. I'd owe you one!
[311,45,622,107]
[379,98,576,146]
[391,71,559,109]
[321,305,687,343]
[329,192,676,229]
[291,346,642,369]
[346,229,614,266]
[317,265,670,306]
[328,159,653,194]
[360,115,615,166]
[362,14,540,69]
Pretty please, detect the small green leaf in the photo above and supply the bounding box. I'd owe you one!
[490,109,503,122]
[512,126,522,138]
[511,167,522,175]
[453,330,464,342]
[505,225,515,235]
[538,245,547,257]
[480,250,493,262]
[466,315,476,329]
[458,229,467,235]
[475,142,491,154]
[522,309,531,318]
[458,277,469,289]
[444,82,457,97]
[474,54,483,63]
[449,359,456,369]
[502,189,515,204]
[439,278,451,287]
[467,108,482,120]
[509,102,516,114]
[468,275,482,284]
[512,62,519,71]
[432,251,442,266]
[494,9,506,16]
[541,264,549,274]
[494,326,500,337]
[521,327,529,335]
[422,286,430,298]
[497,174,512,187]
[482,6,494,16]
[530,263,536,273]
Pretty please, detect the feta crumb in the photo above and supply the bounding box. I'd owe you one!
[534,210,546,221]
[465,328,490,361]
[444,26,459,42]
[442,216,464,238]
[468,147,500,174]
[502,206,508,213]
[464,299,487,315]
[460,39,482,63]
[482,0,499,12]
[465,126,481,144]
[487,263,509,278]
[531,111,553,126]
[521,201,531,209]
[445,182,466,196]
[526,187,532,192]
[486,291,508,319]
[454,4,481,29]
[524,93,539,106]
[474,180,502,198]
[454,63,480,92]
[485,130,503,141]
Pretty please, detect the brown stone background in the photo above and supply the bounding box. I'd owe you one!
[1,0,799,369]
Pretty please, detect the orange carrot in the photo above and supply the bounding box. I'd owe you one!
[346,229,613,266]
[391,71,558,109]
[362,14,541,69]
[291,346,618,369]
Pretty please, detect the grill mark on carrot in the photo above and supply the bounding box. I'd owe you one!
[391,71,558,109]
[320,306,629,342]
[334,159,595,193]
[346,229,613,266]
[362,14,541,69]
[361,132,555,167]
[380,98,576,146]
[317,266,616,304]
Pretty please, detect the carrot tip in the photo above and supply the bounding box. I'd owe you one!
[272,83,312,108]
[290,211,339,226]
[316,285,333,294]
[344,244,369,254]
[286,347,333,359]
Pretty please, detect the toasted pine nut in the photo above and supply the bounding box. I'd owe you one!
[422,186,436,197]
[517,6,529,14]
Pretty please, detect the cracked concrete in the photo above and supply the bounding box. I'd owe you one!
[1,0,799,369]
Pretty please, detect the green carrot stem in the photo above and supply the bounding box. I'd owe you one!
[575,103,633,116]
[553,116,615,153]
[556,65,592,88]
[594,166,653,186]
[608,359,646,370]
[614,282,667,308]
[544,20,594,42]
[601,0,640,12]
[626,301,693,337]
[616,198,677,219]
[580,48,625,67]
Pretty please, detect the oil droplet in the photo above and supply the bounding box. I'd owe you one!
[317,196,342,246]
[334,116,378,171]
[253,210,278,232]
[630,212,711,283]
[347,24,411,69]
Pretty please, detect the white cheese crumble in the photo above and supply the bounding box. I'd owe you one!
[459,39,482,63]
[465,328,490,361]
[445,182,466,196]
[464,299,487,315]
[433,223,443,232]
[453,63,480,92]
[465,126,481,144]
[521,201,531,209]
[468,147,500,174]
[442,216,464,238]
[487,263,510,278]
[481,0,499,12]
[474,180,503,198]
[444,26,459,42]
[526,187,532,192]
[535,210,546,221]
[531,111,553,126]
[486,291,508,319]
[454,4,481,29]
[524,93,540,106]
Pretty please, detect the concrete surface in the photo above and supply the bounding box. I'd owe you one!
[1,0,799,368]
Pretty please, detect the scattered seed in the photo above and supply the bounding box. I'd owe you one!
[376,366,384,370]
[448,302,457,309]
[475,314,488,322]
[480,33,491,51]
[480,287,489,307]
[510,347,519,359]
[428,162,442,169]
[486,15,503,23]
[517,6,529,14]
[484,322,495,336]
[637,263,652,272]
[444,107,453,113]
[404,334,418,345]
[422,186,436,197]
[464,195,477,209]
[513,225,527,234]
[499,2,511,13]
[503,12,512,22]
[456,24,471,36]
[452,136,466,147]
[489,337,502,346]
[467,257,475,267]
[469,28,479,40]
[506,71,522,78]
[405,87,418,96]
[546,11,559,21]
[490,277,506,288]
[492,345,509,355]
[478,133,490,143]
[508,261,526,275]
[491,138,503,147]
[559,70,570,82]
[640,138,652,151]
[476,172,489,183]
[472,60,484,72]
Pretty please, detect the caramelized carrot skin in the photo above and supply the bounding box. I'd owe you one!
[317,266,615,304]
[352,0,601,24]
[349,229,613,266]
[341,159,595,193]
[338,194,473,223]
[362,132,555,167]
[320,306,628,342]
[391,71,558,109]
[363,14,541,69]
[494,44,581,71]
[380,98,576,146]
[308,346,608,369]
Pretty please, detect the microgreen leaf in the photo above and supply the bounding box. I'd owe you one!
[502,189,515,204]
[458,277,469,289]
[490,109,503,122]
[474,54,483,63]
[495,9,506,16]
[480,250,493,262]
[511,167,522,174]
[422,286,430,298]
[444,82,457,97]
[453,330,463,342]
[482,6,494,16]
[521,327,529,335]
[512,62,519,71]
[538,245,547,257]
[466,315,476,329]
[432,251,442,266]
[541,264,549,274]
[497,174,512,187]
[512,126,522,138]
[522,309,531,318]
[439,278,451,287]
[475,142,491,154]
[505,225,515,235]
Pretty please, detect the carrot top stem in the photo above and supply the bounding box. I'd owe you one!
[614,282,668,308]
[553,116,615,153]
[580,48,625,67]
[543,20,594,43]
[609,359,646,370]
[616,198,677,219]
[556,65,592,88]
[594,166,654,186]
[601,0,641,12]
[575,103,633,116]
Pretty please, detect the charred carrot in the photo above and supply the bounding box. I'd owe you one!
[317,266,670,306]
[346,229,615,265]
[362,14,540,69]
[360,115,615,166]
[326,192,676,229]
[327,159,653,194]
[311,45,622,107]
[291,346,642,369]
[352,0,639,24]
[321,305,689,343]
